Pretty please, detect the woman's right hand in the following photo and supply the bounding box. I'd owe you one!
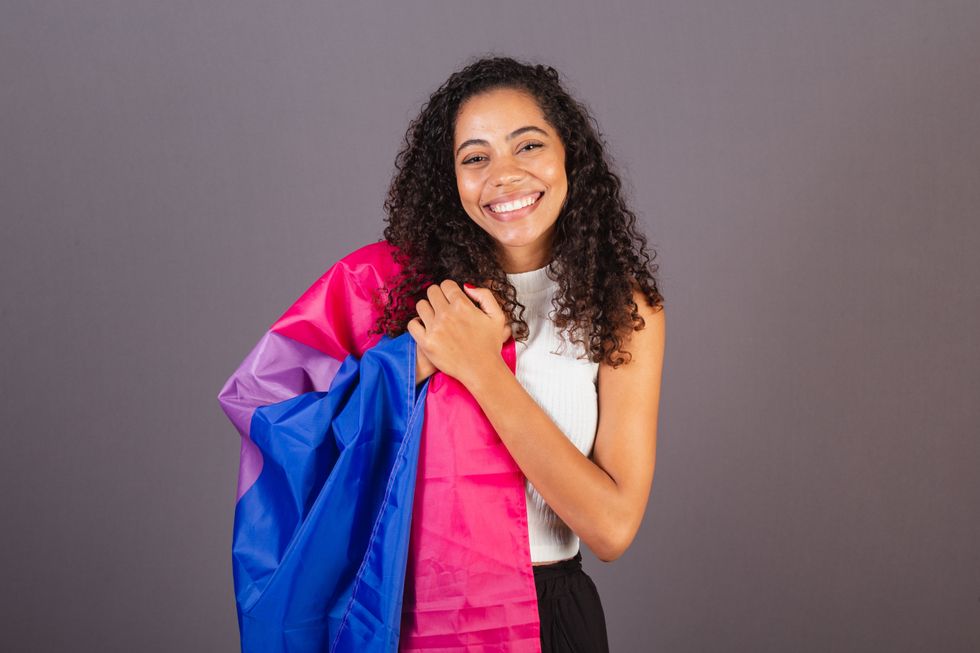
[412,297,511,387]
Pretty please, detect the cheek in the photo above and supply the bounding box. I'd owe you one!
[541,159,567,188]
[457,176,484,207]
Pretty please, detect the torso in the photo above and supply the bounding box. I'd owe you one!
[506,263,600,565]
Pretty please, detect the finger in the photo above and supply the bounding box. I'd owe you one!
[426,282,451,312]
[415,298,435,325]
[406,316,425,341]
[439,279,469,305]
[462,284,504,318]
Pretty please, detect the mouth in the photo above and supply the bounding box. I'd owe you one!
[482,191,544,222]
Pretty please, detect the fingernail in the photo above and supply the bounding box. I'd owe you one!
[464,282,475,289]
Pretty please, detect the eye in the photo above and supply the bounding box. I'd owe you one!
[461,154,486,165]
[520,142,543,152]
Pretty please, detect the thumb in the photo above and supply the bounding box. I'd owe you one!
[463,283,503,318]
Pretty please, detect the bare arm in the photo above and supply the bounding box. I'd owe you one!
[408,281,665,561]
[463,289,665,562]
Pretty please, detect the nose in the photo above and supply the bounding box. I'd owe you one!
[490,158,525,187]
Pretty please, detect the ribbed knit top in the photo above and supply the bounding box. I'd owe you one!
[506,262,600,563]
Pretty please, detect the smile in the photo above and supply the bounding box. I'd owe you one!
[483,191,544,221]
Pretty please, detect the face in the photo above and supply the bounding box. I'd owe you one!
[453,87,568,273]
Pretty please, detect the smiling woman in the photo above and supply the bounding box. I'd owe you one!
[221,54,664,653]
[379,55,666,653]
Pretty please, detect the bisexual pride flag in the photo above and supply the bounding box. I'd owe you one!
[217,241,542,652]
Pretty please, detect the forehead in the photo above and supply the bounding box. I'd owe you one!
[454,88,549,141]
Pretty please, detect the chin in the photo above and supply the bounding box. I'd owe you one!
[466,204,558,250]
[489,228,548,249]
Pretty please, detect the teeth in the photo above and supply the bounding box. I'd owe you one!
[489,193,539,213]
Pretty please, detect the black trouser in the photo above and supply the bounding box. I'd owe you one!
[532,551,611,652]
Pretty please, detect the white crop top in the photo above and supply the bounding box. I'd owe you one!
[505,263,600,563]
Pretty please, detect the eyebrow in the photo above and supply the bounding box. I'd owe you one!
[455,125,550,157]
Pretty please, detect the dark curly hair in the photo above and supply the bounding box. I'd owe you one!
[370,54,664,367]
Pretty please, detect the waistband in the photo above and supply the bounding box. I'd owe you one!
[532,550,583,580]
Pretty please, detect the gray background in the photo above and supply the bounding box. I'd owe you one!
[2,1,978,651]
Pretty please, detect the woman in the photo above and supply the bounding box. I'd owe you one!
[373,55,666,652]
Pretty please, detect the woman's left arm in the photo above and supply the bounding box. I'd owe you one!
[410,280,665,562]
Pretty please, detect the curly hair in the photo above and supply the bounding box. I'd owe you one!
[370,54,664,367]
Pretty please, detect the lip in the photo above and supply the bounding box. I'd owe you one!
[484,189,543,206]
[482,191,544,222]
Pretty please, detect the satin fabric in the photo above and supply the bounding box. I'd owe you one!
[217,241,542,652]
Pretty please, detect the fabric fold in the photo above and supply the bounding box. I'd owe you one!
[217,241,542,652]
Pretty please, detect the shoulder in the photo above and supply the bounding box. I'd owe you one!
[627,284,665,349]
[630,285,664,327]
[337,240,402,274]
[333,240,404,289]
[269,240,404,359]
[599,286,665,370]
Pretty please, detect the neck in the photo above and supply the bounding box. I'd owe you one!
[497,243,553,274]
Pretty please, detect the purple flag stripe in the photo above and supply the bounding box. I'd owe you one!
[218,330,344,500]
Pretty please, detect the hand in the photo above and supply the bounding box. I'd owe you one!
[415,345,437,385]
[406,280,513,388]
